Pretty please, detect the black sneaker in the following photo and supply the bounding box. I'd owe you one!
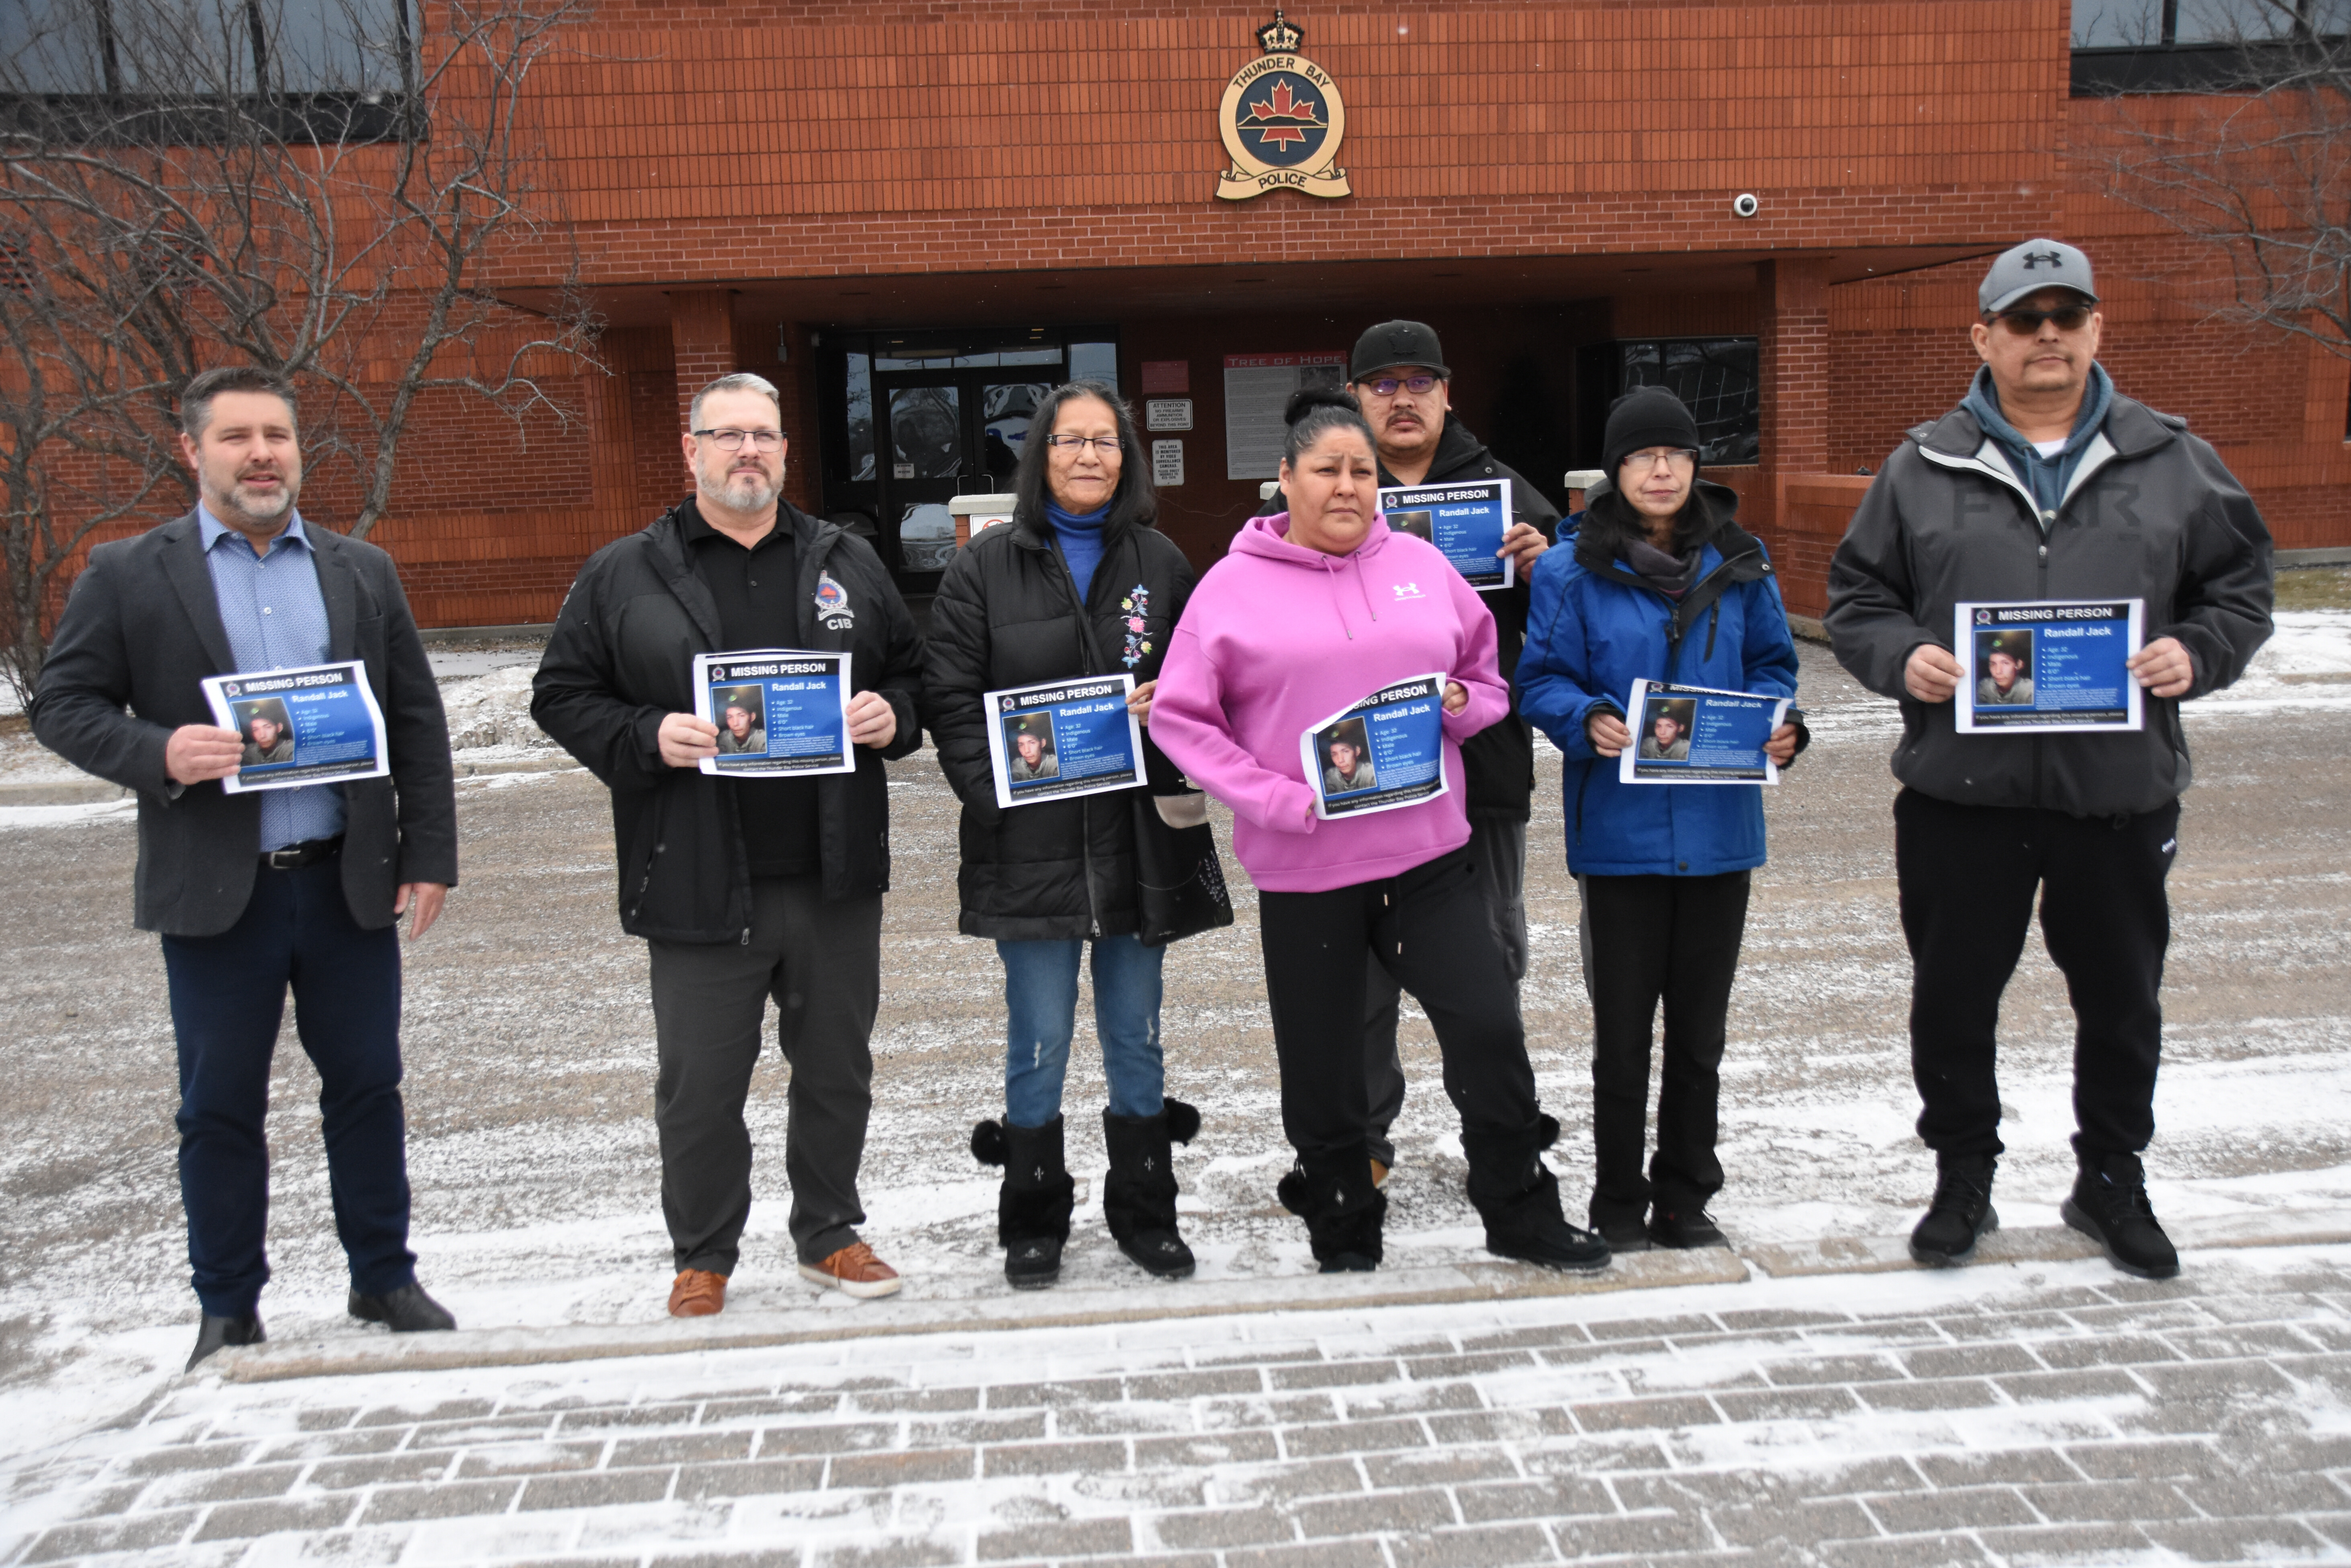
[1909,1154,1998,1267]
[1005,1235,1062,1290]
[2061,1152,2180,1280]
[187,1312,264,1372]
[1647,1207,1729,1250]
[1318,1252,1379,1274]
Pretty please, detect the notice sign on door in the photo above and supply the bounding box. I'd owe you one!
[1223,352,1346,480]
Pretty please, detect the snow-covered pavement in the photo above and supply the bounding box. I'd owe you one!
[2,611,2348,1565]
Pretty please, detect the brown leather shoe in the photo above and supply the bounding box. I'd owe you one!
[667,1268,727,1317]
[797,1241,902,1299]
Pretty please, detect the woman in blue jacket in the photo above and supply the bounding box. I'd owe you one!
[1517,387,1805,1252]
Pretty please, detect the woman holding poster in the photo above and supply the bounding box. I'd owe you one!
[1516,386,1805,1253]
[924,381,1202,1291]
[1153,387,1608,1276]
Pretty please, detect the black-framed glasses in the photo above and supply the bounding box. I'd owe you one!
[1044,434,1122,454]
[692,428,785,451]
[1361,374,1441,397]
[1992,304,2093,335]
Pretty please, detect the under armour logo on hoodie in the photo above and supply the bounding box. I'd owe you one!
[1392,582,1425,601]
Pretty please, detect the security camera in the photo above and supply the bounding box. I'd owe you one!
[1731,193,1760,219]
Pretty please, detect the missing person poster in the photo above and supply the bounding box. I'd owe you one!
[1955,599,2144,734]
[1378,478,1515,591]
[1620,679,1789,786]
[1301,673,1450,820]
[692,650,856,777]
[201,660,389,794]
[986,673,1146,810]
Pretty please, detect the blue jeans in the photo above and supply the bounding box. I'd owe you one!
[997,934,1165,1127]
[160,856,415,1318]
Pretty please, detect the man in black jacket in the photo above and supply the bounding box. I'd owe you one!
[1826,240,2274,1280]
[32,366,459,1370]
[1260,321,1558,1184]
[532,374,925,1316]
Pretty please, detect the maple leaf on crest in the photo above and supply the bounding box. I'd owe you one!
[1244,77,1322,147]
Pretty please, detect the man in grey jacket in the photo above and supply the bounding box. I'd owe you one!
[1825,239,2273,1281]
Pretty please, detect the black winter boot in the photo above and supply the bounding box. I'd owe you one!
[1102,1099,1198,1280]
[1909,1152,1999,1267]
[1464,1117,1611,1272]
[1276,1145,1386,1272]
[2062,1150,2180,1280]
[972,1117,1076,1290]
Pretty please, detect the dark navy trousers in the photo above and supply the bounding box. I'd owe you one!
[160,856,415,1317]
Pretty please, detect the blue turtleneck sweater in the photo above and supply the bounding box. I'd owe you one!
[1045,501,1110,605]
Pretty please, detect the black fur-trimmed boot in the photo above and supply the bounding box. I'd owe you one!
[972,1116,1075,1289]
[1463,1116,1612,1272]
[1276,1144,1387,1272]
[1102,1098,1199,1279]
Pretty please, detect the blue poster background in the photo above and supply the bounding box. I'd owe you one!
[1626,680,1781,784]
[1307,673,1448,819]
[1961,601,2139,731]
[209,662,387,792]
[990,674,1144,808]
[1379,479,1511,591]
[700,652,853,776]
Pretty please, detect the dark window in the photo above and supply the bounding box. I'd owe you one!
[2072,0,2348,93]
[2,0,414,98]
[1574,337,1761,469]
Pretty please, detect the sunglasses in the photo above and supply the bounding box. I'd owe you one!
[1991,304,2094,335]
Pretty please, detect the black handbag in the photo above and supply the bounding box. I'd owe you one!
[1132,792,1234,947]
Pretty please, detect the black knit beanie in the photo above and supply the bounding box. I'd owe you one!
[1602,386,1703,483]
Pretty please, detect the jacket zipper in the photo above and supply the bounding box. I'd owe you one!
[1049,531,1110,940]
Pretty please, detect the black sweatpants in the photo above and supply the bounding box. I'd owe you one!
[1258,847,1542,1163]
[1582,870,1752,1226]
[1894,788,2178,1162]
[1360,817,1527,1167]
[647,875,883,1272]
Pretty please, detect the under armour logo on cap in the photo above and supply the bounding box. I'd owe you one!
[1979,238,2098,316]
[2022,249,2064,269]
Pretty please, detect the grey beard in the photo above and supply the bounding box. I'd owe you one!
[218,481,295,526]
[700,468,780,513]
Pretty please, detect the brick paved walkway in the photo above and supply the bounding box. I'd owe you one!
[10,1247,2351,1567]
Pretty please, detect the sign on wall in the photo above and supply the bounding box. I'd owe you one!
[1224,352,1346,479]
[1216,11,1351,202]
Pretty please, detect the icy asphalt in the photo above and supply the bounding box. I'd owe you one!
[1,610,2347,1565]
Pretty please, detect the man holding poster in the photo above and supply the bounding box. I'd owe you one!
[1255,321,1557,1187]
[533,373,926,1314]
[1826,239,2275,1280]
[31,366,459,1369]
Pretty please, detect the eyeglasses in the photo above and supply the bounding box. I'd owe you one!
[1044,434,1122,454]
[1623,449,1698,473]
[1360,374,1441,397]
[692,428,784,452]
[1991,304,2094,335]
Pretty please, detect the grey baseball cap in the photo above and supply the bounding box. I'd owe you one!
[1979,239,2098,315]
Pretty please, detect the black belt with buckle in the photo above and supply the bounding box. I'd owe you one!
[261,836,343,871]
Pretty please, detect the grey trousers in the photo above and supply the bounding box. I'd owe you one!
[1364,817,1529,1167]
[647,876,881,1272]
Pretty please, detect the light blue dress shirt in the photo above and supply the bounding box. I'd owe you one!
[198,505,348,850]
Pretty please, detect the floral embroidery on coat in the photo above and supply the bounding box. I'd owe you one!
[1118,584,1153,668]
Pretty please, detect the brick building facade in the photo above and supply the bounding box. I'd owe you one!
[97,0,2351,624]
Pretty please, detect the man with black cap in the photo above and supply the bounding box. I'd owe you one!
[1259,320,1558,1189]
[1826,238,2274,1280]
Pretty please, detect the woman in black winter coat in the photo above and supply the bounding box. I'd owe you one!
[923,381,1201,1290]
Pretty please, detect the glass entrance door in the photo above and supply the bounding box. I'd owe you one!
[818,327,1118,591]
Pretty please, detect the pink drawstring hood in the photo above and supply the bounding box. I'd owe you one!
[1151,512,1509,893]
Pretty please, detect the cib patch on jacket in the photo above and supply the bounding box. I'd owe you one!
[815,570,854,630]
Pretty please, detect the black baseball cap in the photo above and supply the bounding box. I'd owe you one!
[1350,321,1450,382]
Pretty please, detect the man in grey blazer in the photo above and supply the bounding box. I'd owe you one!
[32,366,461,1370]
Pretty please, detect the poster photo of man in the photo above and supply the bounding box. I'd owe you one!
[1318,717,1377,796]
[233,698,295,766]
[1389,509,1434,544]
[1975,630,2035,706]
[1004,713,1059,784]
[713,687,767,755]
[1637,698,1696,761]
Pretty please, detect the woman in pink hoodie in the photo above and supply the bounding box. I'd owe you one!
[1153,388,1609,1275]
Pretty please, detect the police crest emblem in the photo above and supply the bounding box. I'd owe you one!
[1216,11,1351,202]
